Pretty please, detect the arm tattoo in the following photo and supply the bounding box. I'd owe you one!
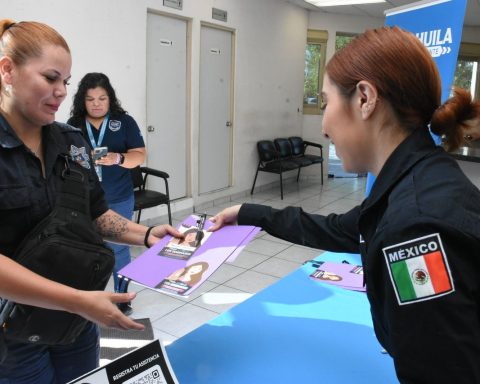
[94,211,129,239]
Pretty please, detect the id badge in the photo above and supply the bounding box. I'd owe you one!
[95,165,103,181]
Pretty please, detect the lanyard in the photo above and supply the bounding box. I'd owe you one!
[85,113,109,148]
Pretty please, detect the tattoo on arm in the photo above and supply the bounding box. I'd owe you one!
[94,211,129,239]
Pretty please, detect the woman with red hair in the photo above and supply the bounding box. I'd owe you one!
[211,27,480,383]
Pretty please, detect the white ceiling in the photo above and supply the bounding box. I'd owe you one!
[285,0,480,27]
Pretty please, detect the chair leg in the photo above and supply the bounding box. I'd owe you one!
[136,210,141,224]
[251,167,260,195]
[297,167,301,182]
[167,202,172,225]
[321,162,324,184]
[279,172,284,200]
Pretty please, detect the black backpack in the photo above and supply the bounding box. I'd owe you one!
[0,154,114,346]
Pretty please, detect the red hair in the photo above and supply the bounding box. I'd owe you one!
[431,87,480,151]
[0,19,69,67]
[326,26,441,131]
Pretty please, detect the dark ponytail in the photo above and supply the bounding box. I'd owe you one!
[431,87,480,151]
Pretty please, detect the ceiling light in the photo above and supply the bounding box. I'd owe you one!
[305,0,385,6]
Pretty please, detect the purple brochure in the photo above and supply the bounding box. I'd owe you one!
[309,261,365,292]
[225,226,261,263]
[119,215,260,297]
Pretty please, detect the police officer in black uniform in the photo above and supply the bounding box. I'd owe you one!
[210,27,480,383]
[0,19,182,382]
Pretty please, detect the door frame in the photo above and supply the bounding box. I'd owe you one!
[198,21,236,194]
[146,9,193,199]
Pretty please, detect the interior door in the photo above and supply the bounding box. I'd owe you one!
[198,25,233,194]
[146,12,188,200]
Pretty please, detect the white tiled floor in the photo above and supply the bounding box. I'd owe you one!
[110,175,367,347]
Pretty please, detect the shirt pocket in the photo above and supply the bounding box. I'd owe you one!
[0,185,31,253]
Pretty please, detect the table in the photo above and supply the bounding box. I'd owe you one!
[167,252,398,383]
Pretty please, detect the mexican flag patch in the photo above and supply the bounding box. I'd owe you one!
[383,233,454,305]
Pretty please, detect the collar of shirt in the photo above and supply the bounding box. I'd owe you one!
[0,113,23,149]
[363,128,440,212]
[0,114,82,178]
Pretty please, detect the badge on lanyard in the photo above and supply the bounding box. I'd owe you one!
[85,114,109,182]
[94,165,102,181]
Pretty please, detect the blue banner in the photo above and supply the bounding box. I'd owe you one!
[385,0,467,103]
[365,0,467,195]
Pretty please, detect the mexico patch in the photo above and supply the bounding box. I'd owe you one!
[383,233,454,305]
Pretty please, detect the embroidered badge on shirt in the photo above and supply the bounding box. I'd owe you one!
[383,233,454,305]
[70,145,91,169]
[109,120,121,132]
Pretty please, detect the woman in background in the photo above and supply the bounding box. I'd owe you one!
[68,73,146,315]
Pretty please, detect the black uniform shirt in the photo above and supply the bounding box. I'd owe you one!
[238,128,480,383]
[0,114,108,257]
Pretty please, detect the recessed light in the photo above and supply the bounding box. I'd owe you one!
[305,0,385,7]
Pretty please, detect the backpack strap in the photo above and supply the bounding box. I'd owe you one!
[54,154,91,218]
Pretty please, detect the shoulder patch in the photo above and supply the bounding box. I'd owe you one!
[69,145,91,169]
[383,233,454,305]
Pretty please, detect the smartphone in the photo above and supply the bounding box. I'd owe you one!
[92,146,108,161]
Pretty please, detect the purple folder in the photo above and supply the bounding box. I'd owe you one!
[119,215,261,297]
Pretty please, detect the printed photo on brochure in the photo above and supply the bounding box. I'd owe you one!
[155,261,210,296]
[309,261,365,291]
[158,224,212,260]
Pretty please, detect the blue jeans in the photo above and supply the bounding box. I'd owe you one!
[0,322,99,384]
[106,195,134,292]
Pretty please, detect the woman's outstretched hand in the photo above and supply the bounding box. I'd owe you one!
[74,290,145,331]
[208,204,242,232]
[149,224,184,246]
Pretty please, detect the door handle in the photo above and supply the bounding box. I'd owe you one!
[147,125,155,132]
[226,121,232,127]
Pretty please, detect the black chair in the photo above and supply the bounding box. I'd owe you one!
[131,166,172,225]
[251,140,300,200]
[289,136,324,184]
[274,138,313,181]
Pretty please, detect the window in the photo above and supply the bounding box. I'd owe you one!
[335,32,356,51]
[327,33,360,178]
[303,29,328,115]
[453,42,480,101]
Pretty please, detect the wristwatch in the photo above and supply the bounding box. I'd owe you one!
[118,153,125,165]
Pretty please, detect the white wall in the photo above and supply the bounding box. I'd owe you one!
[2,1,479,218]
[1,0,147,131]
[462,26,480,43]
[1,0,308,215]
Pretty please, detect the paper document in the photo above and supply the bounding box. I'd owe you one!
[119,215,260,297]
[68,339,178,384]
